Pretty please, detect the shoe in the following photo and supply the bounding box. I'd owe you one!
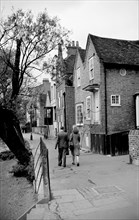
[58,164,62,166]
[72,162,75,165]
[77,163,79,166]
[63,165,66,167]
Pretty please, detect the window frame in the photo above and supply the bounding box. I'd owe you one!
[58,92,60,108]
[111,95,121,106]
[86,96,91,120]
[76,103,84,126]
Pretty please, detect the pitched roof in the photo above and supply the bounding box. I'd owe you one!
[78,49,86,62]
[89,34,139,66]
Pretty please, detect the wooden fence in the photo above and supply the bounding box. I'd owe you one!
[91,131,129,156]
[33,137,51,200]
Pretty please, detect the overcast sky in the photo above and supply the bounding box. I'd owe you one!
[1,0,139,49]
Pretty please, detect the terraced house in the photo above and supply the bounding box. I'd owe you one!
[74,34,139,155]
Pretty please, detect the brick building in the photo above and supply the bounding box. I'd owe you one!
[74,34,139,155]
[56,41,80,135]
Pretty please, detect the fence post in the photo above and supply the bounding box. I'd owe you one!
[46,150,51,200]
[40,137,51,200]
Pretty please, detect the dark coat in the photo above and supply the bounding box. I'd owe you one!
[55,130,69,149]
[70,126,80,156]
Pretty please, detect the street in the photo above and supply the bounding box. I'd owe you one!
[23,133,139,220]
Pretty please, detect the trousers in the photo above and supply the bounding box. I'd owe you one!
[58,148,67,167]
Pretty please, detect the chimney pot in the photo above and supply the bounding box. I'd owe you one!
[72,41,75,47]
[76,41,79,47]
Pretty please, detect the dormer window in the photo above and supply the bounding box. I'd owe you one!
[89,56,94,80]
[77,67,81,87]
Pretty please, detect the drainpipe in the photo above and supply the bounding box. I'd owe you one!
[63,92,67,131]
[104,66,108,154]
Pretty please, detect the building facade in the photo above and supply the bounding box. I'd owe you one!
[74,34,139,155]
[56,41,79,135]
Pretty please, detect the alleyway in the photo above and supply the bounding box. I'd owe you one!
[22,133,139,220]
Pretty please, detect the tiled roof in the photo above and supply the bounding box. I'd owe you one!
[78,49,86,62]
[89,34,139,66]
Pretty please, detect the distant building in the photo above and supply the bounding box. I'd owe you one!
[27,78,51,135]
[56,41,80,135]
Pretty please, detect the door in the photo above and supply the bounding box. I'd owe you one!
[135,95,139,128]
[92,90,100,124]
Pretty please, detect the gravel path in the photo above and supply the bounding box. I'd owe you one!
[0,158,37,220]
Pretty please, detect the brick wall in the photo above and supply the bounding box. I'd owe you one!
[106,68,139,134]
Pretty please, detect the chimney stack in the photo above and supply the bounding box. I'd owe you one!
[66,40,80,57]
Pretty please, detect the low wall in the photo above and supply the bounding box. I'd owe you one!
[128,130,139,165]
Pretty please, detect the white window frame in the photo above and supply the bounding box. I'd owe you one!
[58,92,60,108]
[89,56,94,80]
[86,96,91,120]
[111,95,121,106]
[61,114,63,126]
[51,85,53,101]
[77,67,81,87]
[53,84,56,100]
[60,90,63,107]
[76,103,84,125]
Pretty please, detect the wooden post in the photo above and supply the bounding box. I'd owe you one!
[40,138,51,200]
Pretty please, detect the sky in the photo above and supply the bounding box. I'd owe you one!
[0,0,139,49]
[0,0,138,82]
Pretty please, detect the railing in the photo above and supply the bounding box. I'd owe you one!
[33,137,51,200]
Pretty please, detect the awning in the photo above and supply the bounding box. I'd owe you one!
[82,84,100,92]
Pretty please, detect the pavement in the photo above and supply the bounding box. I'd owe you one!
[21,132,139,220]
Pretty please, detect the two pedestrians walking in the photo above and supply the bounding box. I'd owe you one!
[55,125,81,167]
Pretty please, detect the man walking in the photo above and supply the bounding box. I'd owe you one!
[55,127,69,167]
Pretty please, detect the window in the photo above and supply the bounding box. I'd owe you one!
[51,86,53,100]
[111,95,120,106]
[86,96,91,120]
[89,56,94,80]
[77,68,81,87]
[61,114,63,126]
[58,92,60,108]
[60,90,63,107]
[53,84,56,99]
[76,103,83,125]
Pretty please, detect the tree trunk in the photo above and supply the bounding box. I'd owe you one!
[0,108,31,165]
